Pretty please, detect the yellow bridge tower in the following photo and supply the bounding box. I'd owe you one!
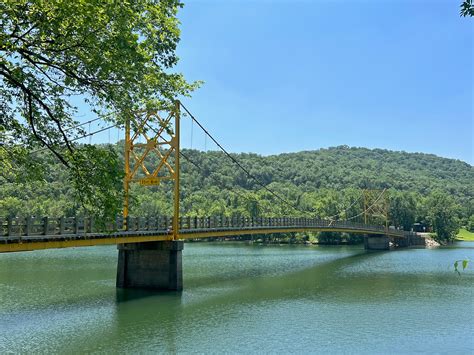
[123,101,181,240]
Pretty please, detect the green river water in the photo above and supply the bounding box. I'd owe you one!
[0,242,473,354]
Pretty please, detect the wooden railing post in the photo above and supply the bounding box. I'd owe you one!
[25,216,31,236]
[43,217,49,235]
[125,216,130,231]
[59,217,65,235]
[74,216,79,234]
[7,216,13,237]
[18,217,22,239]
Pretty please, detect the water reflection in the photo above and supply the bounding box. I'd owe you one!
[0,242,472,353]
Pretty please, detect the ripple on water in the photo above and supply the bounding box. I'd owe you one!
[0,242,472,353]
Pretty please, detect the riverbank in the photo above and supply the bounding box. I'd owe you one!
[456,228,474,242]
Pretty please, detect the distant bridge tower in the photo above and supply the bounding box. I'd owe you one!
[363,189,389,229]
[362,189,390,251]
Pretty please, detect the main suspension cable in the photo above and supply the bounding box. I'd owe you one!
[326,194,363,221]
[179,150,266,212]
[180,103,304,214]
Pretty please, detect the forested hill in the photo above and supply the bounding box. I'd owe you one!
[199,146,472,196]
[1,145,473,228]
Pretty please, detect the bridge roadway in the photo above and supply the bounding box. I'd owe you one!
[0,215,407,253]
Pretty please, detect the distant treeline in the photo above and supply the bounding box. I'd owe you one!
[1,144,473,241]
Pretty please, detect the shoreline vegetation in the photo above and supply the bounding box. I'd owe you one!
[186,235,405,246]
[456,228,474,242]
[188,232,473,246]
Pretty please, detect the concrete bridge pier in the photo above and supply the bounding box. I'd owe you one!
[364,235,390,250]
[393,236,408,248]
[116,241,183,291]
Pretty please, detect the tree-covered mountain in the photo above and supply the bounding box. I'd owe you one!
[1,144,472,238]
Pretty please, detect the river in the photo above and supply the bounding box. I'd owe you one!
[0,242,473,353]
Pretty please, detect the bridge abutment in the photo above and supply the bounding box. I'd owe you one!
[364,235,390,250]
[116,241,183,291]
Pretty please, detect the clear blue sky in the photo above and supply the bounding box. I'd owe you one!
[83,0,473,163]
[173,0,473,163]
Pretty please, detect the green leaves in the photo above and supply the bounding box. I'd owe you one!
[66,145,124,221]
[454,258,470,276]
[426,190,461,242]
[1,0,199,214]
[1,145,472,235]
[460,0,474,17]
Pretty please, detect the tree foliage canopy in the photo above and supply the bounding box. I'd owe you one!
[426,190,460,242]
[0,0,199,218]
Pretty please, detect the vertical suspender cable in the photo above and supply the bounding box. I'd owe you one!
[190,118,193,149]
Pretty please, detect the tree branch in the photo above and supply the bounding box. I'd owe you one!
[0,63,74,159]
[25,92,70,167]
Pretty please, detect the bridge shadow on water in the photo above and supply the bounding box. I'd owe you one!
[185,245,374,286]
[115,287,183,303]
[114,246,394,307]
[112,246,385,312]
[56,245,473,353]
[81,247,371,352]
[174,244,470,311]
[88,248,387,351]
[184,249,383,306]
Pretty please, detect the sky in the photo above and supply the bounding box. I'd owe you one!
[85,0,473,163]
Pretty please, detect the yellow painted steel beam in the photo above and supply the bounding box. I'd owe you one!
[173,100,180,241]
[122,104,181,238]
[0,234,173,253]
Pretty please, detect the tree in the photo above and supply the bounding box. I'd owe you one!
[467,215,474,232]
[426,190,460,243]
[0,0,199,219]
[460,1,474,16]
[389,190,417,230]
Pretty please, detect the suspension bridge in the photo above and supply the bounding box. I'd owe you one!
[1,101,423,290]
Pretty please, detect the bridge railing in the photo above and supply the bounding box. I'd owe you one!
[0,215,406,239]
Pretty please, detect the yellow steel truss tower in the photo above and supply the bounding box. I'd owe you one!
[123,101,180,239]
[363,189,389,230]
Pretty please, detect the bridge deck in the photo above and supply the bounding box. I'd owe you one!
[0,216,408,252]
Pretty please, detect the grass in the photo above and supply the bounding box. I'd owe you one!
[456,228,474,241]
